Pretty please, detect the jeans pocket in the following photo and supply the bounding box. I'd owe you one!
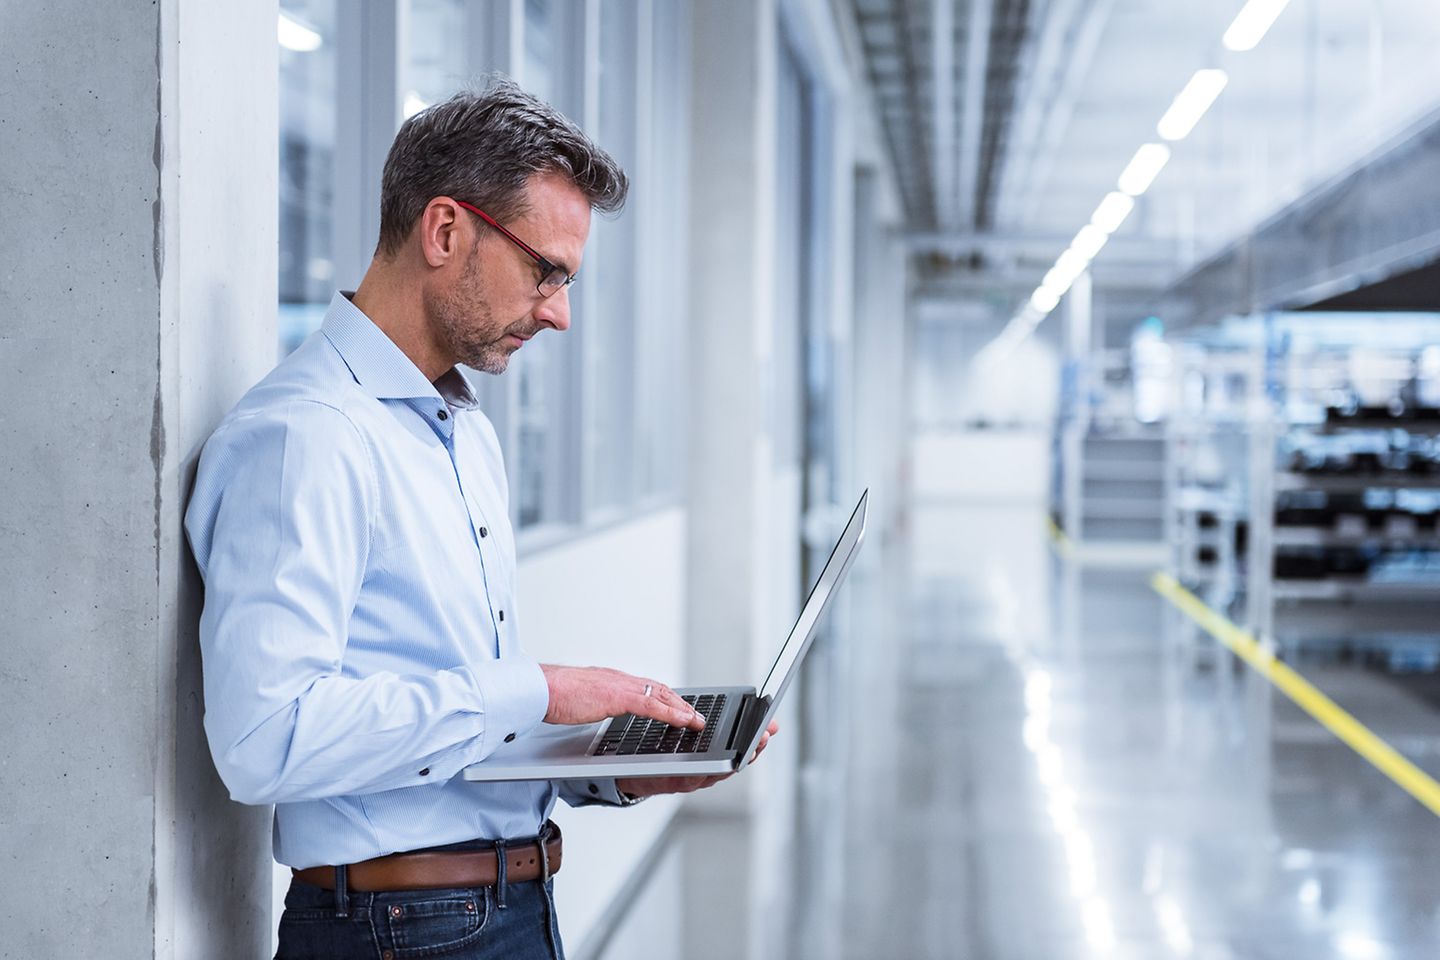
[382,888,491,958]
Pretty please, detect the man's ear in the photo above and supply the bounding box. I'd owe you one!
[417,197,467,269]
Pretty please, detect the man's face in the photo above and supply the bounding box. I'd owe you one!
[427,172,591,374]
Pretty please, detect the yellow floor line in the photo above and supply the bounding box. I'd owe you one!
[1045,516,1075,559]
[1150,571,1440,818]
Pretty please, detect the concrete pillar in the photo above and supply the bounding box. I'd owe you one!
[0,3,278,957]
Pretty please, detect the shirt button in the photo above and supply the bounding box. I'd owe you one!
[478,526,489,538]
[498,610,505,622]
[504,732,516,743]
[437,409,449,420]
[418,768,430,776]
[588,782,600,795]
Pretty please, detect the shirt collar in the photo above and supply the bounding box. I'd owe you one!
[320,291,480,412]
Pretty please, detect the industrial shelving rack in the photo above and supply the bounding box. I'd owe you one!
[1247,316,1440,668]
[1163,339,1257,625]
[1249,331,1440,667]
[1160,314,1440,671]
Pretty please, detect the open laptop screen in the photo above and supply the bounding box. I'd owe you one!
[756,490,868,706]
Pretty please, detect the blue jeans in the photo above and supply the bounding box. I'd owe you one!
[275,841,566,960]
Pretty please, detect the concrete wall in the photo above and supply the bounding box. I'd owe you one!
[0,2,277,957]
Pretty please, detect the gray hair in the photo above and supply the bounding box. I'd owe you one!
[376,75,628,257]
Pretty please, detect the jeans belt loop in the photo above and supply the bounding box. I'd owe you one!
[333,864,350,918]
[493,839,508,909]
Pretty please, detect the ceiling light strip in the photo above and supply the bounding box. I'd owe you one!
[1223,0,1294,52]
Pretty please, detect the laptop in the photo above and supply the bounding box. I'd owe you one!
[462,490,868,782]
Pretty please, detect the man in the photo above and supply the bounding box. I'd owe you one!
[185,78,774,960]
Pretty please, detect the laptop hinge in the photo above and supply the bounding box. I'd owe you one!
[726,693,771,759]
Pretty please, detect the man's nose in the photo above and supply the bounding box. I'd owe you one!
[533,286,572,332]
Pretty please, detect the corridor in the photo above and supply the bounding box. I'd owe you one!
[810,481,1440,958]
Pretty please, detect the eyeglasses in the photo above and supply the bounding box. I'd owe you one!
[453,199,577,298]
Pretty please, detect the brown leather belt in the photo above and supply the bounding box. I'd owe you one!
[293,821,563,892]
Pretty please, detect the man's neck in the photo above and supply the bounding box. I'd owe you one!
[352,262,451,382]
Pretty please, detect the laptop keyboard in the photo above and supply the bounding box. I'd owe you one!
[590,694,727,756]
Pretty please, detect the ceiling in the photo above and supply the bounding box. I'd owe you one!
[848,0,1440,317]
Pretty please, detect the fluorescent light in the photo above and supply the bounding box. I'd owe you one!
[1090,192,1135,234]
[1335,935,1387,960]
[1055,247,1090,275]
[1118,143,1172,196]
[1081,896,1114,950]
[1041,269,1077,298]
[1030,287,1061,315]
[1224,0,1293,52]
[403,91,429,119]
[278,11,323,52]
[1041,249,1089,296]
[1022,715,1048,752]
[1157,69,1228,141]
[1042,265,1084,299]
[1070,224,1109,260]
[1025,670,1052,709]
[1048,795,1079,832]
[1154,895,1195,956]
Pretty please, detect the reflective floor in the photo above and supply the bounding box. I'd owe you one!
[820,499,1440,959]
[600,475,1440,960]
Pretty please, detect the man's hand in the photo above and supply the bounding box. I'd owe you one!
[615,720,780,800]
[540,664,704,730]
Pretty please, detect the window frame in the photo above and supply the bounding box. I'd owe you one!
[287,0,687,554]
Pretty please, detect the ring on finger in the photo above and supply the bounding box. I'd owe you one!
[643,683,653,698]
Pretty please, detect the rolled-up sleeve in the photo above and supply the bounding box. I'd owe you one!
[185,400,548,805]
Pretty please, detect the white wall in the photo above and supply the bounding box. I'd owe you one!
[911,431,1052,502]
[519,508,688,952]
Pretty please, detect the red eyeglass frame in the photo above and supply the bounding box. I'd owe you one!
[452,199,577,298]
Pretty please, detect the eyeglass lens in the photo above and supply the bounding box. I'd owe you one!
[538,268,570,297]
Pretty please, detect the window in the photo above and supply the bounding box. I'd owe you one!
[406,0,466,116]
[276,0,688,540]
[585,0,642,515]
[278,1,337,357]
[513,0,579,530]
[635,0,689,501]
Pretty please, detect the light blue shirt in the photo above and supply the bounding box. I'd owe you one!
[185,291,621,868]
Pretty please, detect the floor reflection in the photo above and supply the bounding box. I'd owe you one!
[820,500,1440,959]
[606,497,1440,960]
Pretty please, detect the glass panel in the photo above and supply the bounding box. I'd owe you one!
[278,0,338,357]
[587,0,640,513]
[515,0,560,529]
[772,38,806,469]
[524,0,555,105]
[406,0,466,116]
[636,0,688,503]
[516,333,559,527]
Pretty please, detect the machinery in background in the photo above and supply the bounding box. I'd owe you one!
[1162,313,1440,672]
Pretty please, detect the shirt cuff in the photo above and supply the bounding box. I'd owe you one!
[467,655,549,756]
[557,777,629,807]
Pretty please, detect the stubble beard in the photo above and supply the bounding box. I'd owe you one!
[428,252,522,375]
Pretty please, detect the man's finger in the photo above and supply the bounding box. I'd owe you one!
[652,683,703,729]
[632,681,702,729]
